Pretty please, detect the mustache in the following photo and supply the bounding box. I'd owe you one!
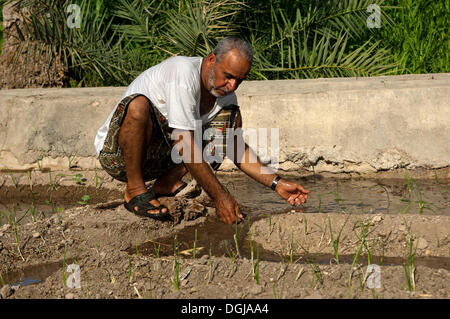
[214,85,230,93]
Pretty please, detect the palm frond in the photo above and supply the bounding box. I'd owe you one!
[9,0,133,86]
[255,29,397,78]
[164,0,245,56]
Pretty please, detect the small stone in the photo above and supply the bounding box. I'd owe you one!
[10,284,20,292]
[199,254,209,265]
[416,238,428,250]
[437,269,447,276]
[1,285,14,299]
[32,231,40,238]
[371,215,383,223]
[136,260,148,267]
[248,285,263,295]
[65,293,75,299]
[180,266,192,280]
[189,287,198,294]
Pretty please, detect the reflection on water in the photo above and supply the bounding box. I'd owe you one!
[218,173,450,216]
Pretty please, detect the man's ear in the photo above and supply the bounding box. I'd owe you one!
[206,53,216,67]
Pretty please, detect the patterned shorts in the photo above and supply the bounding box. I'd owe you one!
[98,93,240,182]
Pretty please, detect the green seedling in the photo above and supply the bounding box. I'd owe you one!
[128,256,133,283]
[254,244,260,285]
[277,223,284,254]
[248,218,254,267]
[363,237,377,265]
[11,212,25,261]
[72,173,87,185]
[317,194,322,213]
[272,283,278,299]
[29,203,37,223]
[46,170,59,204]
[7,170,19,188]
[192,229,198,259]
[62,248,67,287]
[348,219,371,297]
[401,168,440,215]
[402,218,417,292]
[94,166,100,190]
[171,235,180,290]
[247,218,260,284]
[78,195,90,206]
[152,238,161,258]
[302,213,308,236]
[328,214,351,264]
[37,152,44,172]
[289,227,295,263]
[27,170,34,192]
[404,234,416,292]
[62,146,77,170]
[148,279,153,299]
[268,214,274,236]
[206,243,214,283]
[0,272,5,287]
[307,257,323,287]
[233,206,241,257]
[135,239,140,257]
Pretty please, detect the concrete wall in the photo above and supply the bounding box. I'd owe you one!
[0,73,449,173]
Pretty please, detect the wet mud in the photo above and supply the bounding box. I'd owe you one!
[0,168,449,299]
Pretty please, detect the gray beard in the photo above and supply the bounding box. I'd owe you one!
[208,66,230,97]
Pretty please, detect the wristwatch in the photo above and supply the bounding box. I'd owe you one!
[271,176,281,190]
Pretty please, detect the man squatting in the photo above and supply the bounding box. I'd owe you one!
[94,36,309,224]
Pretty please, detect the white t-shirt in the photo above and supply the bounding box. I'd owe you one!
[94,56,238,156]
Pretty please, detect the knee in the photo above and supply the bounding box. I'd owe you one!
[126,96,151,123]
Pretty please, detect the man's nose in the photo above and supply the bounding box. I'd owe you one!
[227,79,238,91]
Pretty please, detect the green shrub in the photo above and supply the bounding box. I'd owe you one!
[375,0,449,74]
[5,0,448,87]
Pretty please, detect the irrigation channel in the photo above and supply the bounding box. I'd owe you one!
[0,169,449,298]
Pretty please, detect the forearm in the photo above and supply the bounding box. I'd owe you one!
[235,143,278,188]
[174,129,228,200]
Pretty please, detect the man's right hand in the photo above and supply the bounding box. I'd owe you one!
[215,193,243,224]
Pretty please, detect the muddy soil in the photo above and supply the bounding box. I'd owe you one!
[0,168,449,299]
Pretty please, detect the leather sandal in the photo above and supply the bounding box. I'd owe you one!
[124,189,170,219]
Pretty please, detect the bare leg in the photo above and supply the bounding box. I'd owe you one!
[118,96,167,214]
[153,163,188,195]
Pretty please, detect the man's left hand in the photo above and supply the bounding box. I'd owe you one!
[275,179,310,206]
